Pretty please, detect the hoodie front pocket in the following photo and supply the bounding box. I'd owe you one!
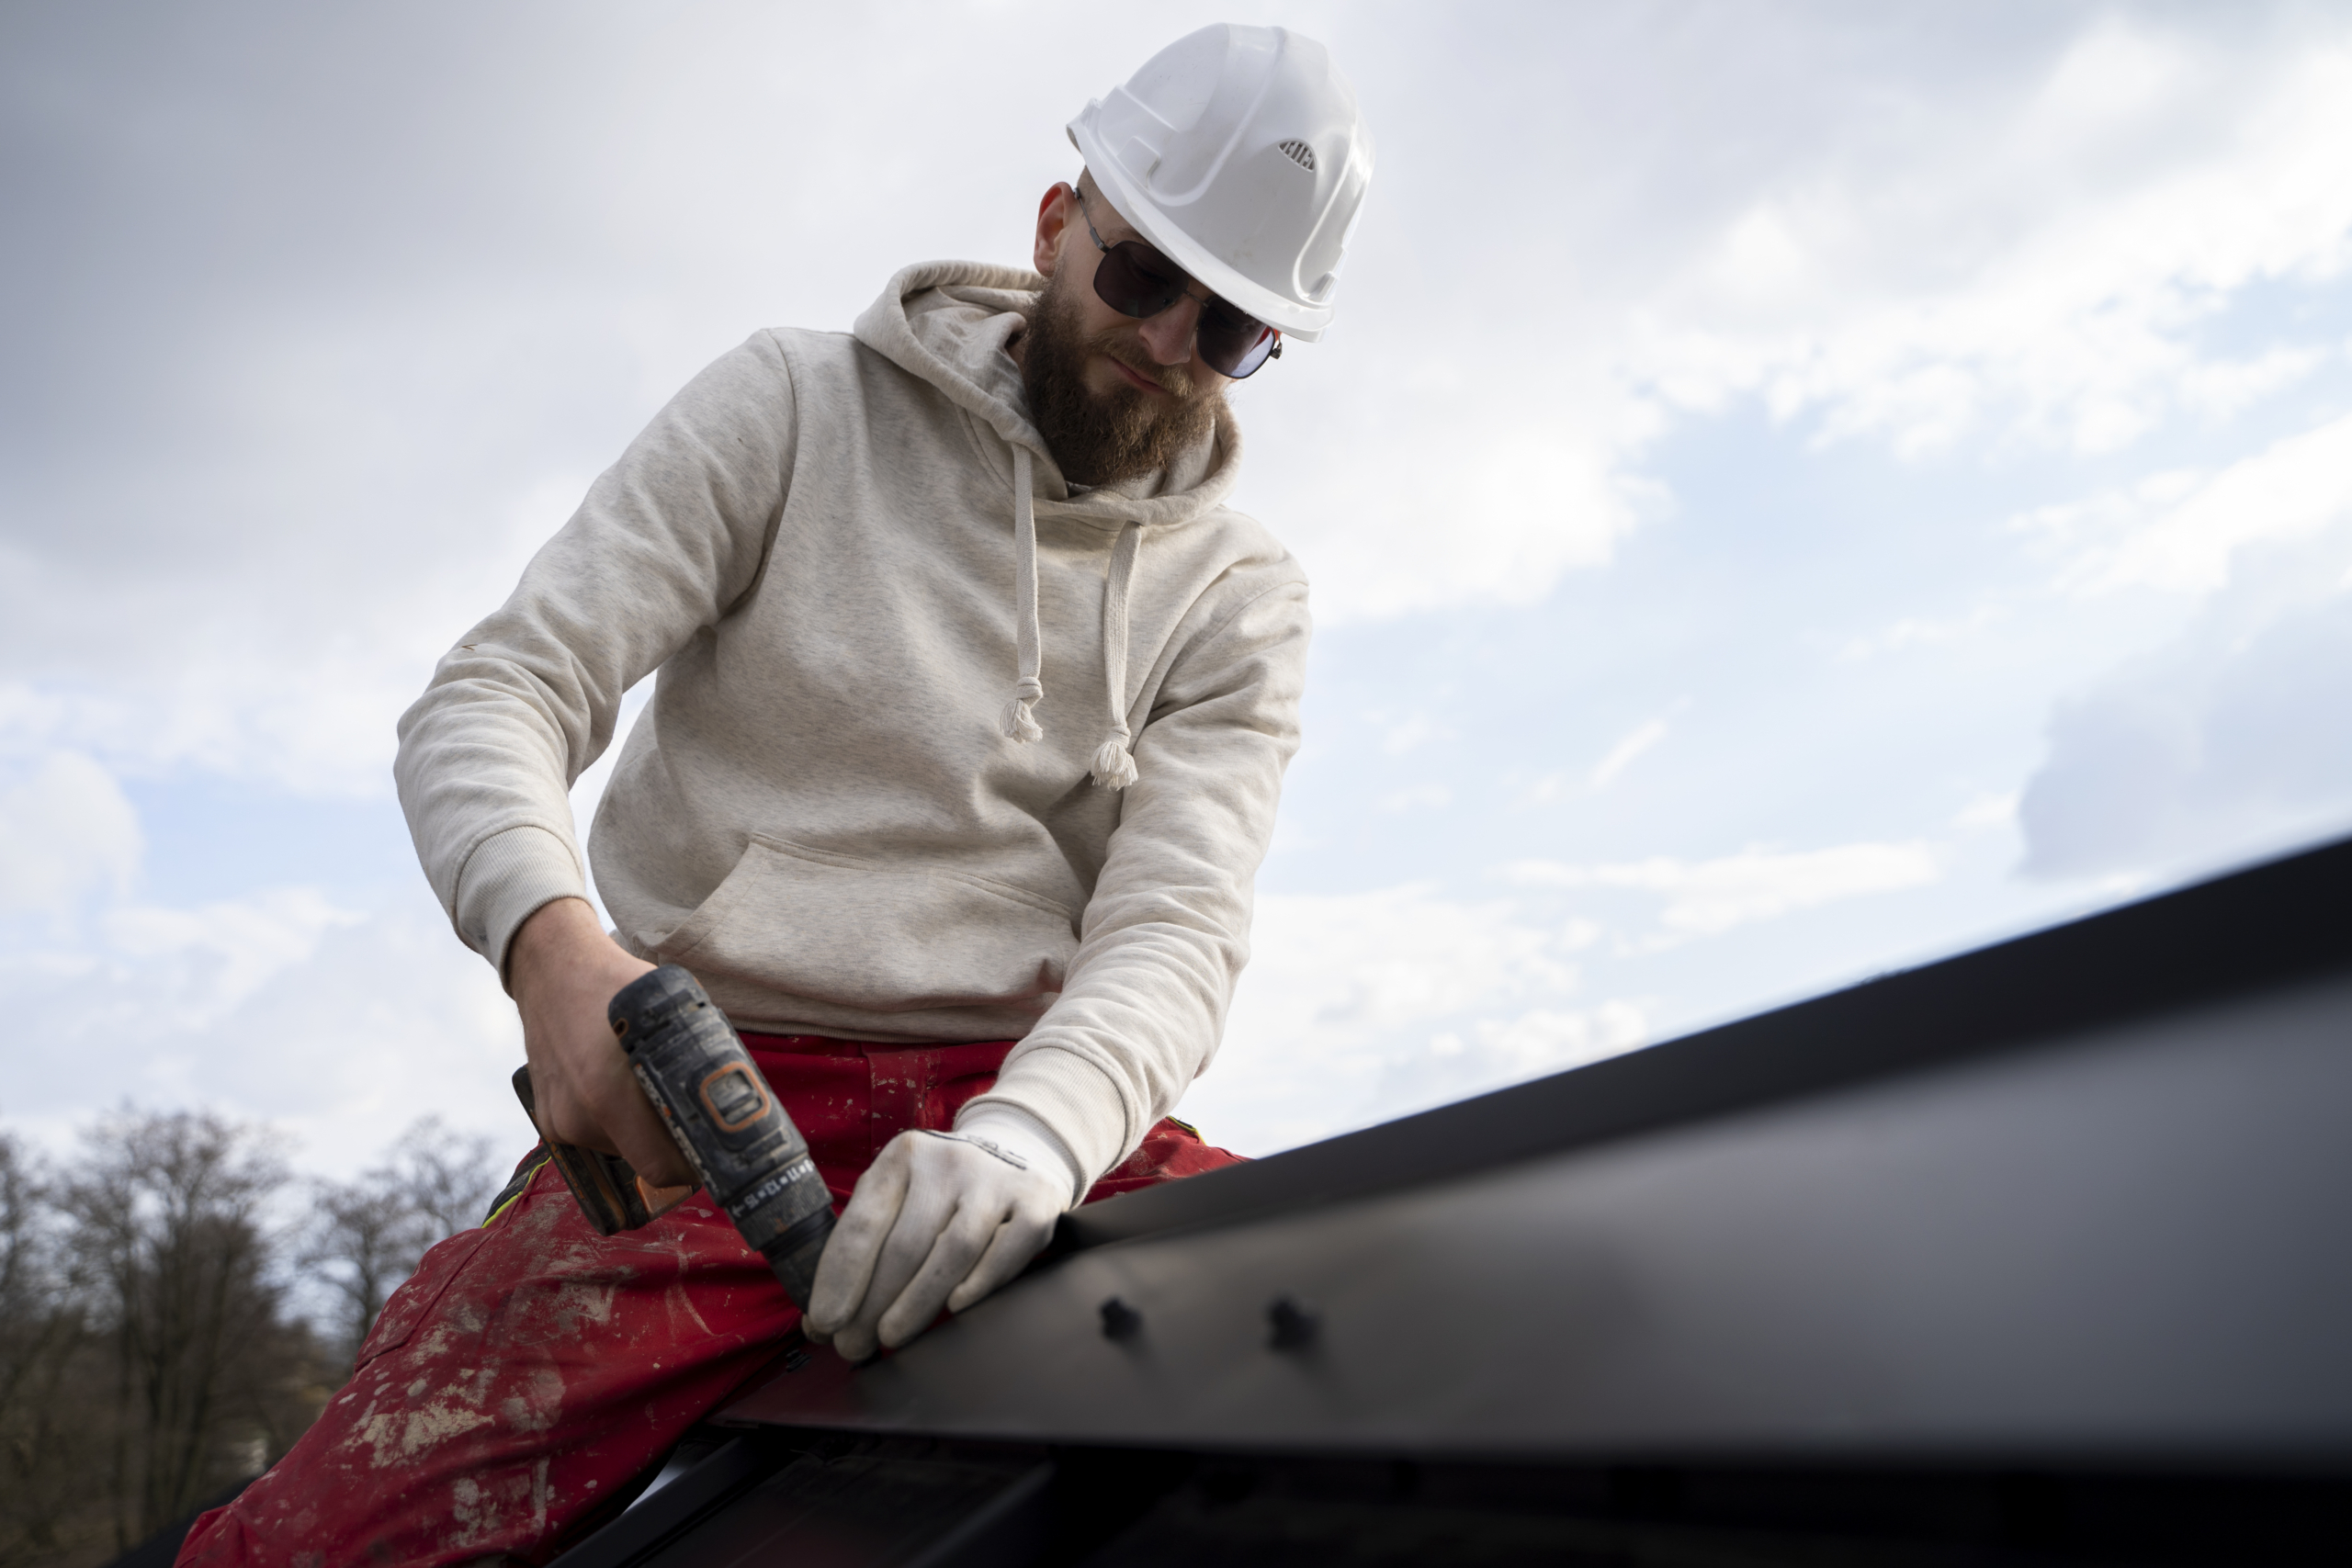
[652,835,1078,1014]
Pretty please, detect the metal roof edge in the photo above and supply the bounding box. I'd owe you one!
[1054,832,2352,1255]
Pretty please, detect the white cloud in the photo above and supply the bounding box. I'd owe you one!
[1625,17,2352,461]
[1468,1003,1649,1079]
[1250,11,2352,623]
[2005,407,2352,883]
[1504,842,1943,939]
[2,882,523,1180]
[1237,885,1581,1035]
[1589,716,1670,791]
[98,888,367,1033]
[1836,605,2007,661]
[2019,523,2352,878]
[0,750,141,915]
[0,737,516,1178]
[1177,884,1613,1154]
[2176,344,2328,421]
[1375,784,1452,815]
[1374,710,1443,757]
[1261,401,1666,622]
[1514,772,1574,808]
[1952,791,2020,832]
[2041,411,2352,595]
[1375,1000,1654,1131]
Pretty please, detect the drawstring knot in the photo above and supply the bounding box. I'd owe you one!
[1090,735,1139,790]
[1001,675,1044,743]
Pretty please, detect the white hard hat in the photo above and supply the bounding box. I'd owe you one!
[1068,24,1373,343]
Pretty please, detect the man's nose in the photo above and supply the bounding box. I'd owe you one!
[1136,294,1204,367]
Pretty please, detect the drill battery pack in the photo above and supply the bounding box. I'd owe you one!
[608,964,838,1307]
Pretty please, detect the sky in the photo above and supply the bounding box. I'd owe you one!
[4,0,2349,1177]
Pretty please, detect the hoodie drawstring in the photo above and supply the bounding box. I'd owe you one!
[1001,446,1143,791]
[1090,522,1142,790]
[1000,446,1046,744]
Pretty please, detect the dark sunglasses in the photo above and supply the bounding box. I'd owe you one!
[1075,189,1283,380]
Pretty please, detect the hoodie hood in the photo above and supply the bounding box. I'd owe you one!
[853,260,1246,786]
[853,260,1243,530]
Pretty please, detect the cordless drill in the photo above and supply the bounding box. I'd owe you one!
[510,964,837,1306]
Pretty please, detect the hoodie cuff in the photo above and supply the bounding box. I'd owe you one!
[454,824,586,980]
[957,1045,1132,1199]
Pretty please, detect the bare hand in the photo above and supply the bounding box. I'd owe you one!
[506,897,688,1187]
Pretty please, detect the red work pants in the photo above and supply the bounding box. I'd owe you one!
[178,1033,1238,1567]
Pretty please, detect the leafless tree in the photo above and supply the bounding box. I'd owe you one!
[57,1110,324,1552]
[394,1117,503,1241]
[301,1117,503,1369]
[298,1168,415,1372]
[0,1111,503,1565]
[0,1133,106,1563]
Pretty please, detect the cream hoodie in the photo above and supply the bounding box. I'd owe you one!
[393,261,1310,1190]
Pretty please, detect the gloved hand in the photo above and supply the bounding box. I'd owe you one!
[803,1112,1079,1361]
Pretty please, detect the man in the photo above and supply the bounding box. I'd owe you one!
[181,22,1371,1567]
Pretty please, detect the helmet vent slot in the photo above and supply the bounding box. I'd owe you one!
[1275,139,1317,172]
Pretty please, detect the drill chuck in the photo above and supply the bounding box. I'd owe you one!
[608,964,836,1307]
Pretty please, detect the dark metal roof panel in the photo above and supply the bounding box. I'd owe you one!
[719,836,2352,1462]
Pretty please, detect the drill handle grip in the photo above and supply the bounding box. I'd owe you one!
[509,1065,694,1235]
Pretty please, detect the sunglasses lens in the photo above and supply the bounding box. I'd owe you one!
[1093,242,1186,319]
[1200,311,1280,379]
[1090,239,1281,379]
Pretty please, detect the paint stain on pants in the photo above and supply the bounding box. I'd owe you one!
[177,1032,1242,1567]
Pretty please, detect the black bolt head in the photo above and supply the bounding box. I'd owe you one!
[1267,1294,1318,1350]
[1100,1296,1143,1340]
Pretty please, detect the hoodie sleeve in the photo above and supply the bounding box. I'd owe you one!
[393,333,798,977]
[958,569,1311,1187]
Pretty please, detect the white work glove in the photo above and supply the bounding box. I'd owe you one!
[803,1111,1080,1362]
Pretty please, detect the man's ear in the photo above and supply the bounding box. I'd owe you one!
[1033,183,1076,278]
